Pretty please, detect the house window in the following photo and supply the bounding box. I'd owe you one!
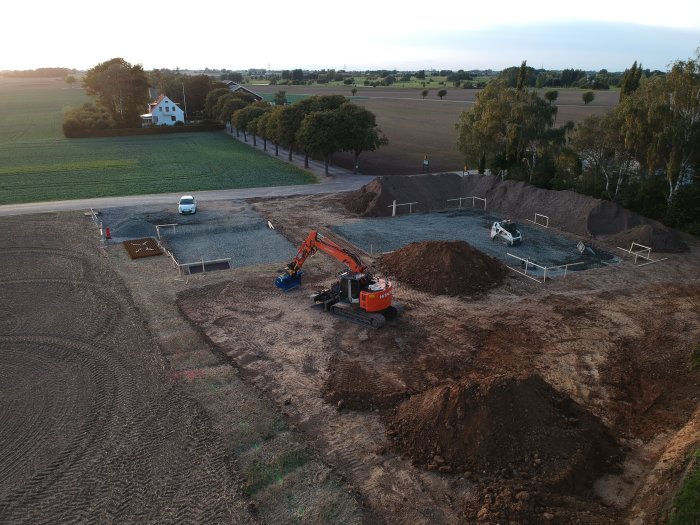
[159,107,163,112]
[171,116,176,122]
[165,106,169,112]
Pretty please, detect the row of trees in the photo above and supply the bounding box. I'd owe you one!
[205,91,387,175]
[456,55,700,234]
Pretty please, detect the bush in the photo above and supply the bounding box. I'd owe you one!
[667,450,700,525]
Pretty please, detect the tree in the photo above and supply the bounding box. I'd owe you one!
[65,75,77,88]
[571,113,635,201]
[232,104,270,142]
[516,60,529,92]
[296,111,341,175]
[619,61,643,100]
[183,75,218,115]
[544,90,559,104]
[265,106,284,156]
[617,51,700,206]
[82,58,149,127]
[274,90,287,106]
[216,95,249,124]
[455,78,558,182]
[582,91,595,105]
[275,95,346,163]
[334,103,388,173]
[437,89,447,100]
[422,89,428,99]
[204,87,231,119]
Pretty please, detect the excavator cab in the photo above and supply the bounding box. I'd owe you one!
[339,273,362,303]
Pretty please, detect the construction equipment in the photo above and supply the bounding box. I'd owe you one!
[275,230,402,328]
[490,219,523,246]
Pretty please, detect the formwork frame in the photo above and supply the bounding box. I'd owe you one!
[505,253,584,283]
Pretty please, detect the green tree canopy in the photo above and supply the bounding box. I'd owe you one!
[82,58,149,127]
[619,61,643,100]
[616,51,700,205]
[334,103,388,172]
[204,88,232,119]
[296,111,339,175]
[455,79,558,182]
[232,103,271,142]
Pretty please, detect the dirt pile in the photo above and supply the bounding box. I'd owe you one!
[343,173,688,252]
[378,240,507,296]
[386,375,622,493]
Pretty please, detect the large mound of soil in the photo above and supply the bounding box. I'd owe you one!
[343,173,688,252]
[387,375,621,493]
[379,240,507,296]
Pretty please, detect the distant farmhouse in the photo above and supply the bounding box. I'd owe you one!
[222,81,263,101]
[141,94,185,126]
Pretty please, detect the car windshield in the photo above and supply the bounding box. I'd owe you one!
[180,198,194,205]
[503,222,519,235]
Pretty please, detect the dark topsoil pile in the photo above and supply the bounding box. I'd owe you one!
[386,375,622,494]
[342,173,688,252]
[379,240,508,296]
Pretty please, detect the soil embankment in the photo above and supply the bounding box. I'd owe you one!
[342,173,688,252]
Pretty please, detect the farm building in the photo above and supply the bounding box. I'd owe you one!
[141,94,185,126]
[222,80,263,101]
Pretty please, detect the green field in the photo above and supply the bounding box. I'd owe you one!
[0,79,314,205]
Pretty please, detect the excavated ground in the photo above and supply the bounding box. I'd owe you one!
[3,174,699,524]
[174,176,699,524]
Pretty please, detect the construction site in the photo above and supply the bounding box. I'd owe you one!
[1,172,699,524]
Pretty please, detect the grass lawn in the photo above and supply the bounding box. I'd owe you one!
[0,79,314,205]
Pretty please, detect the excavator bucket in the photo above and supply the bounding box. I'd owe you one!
[275,271,303,291]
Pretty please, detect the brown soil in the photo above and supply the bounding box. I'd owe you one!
[379,240,508,296]
[342,173,689,252]
[122,237,162,259]
[6,170,699,525]
[386,375,622,493]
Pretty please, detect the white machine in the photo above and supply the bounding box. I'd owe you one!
[490,219,523,246]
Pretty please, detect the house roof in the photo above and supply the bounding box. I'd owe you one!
[148,94,182,112]
[222,81,263,101]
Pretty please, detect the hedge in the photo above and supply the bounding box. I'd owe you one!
[63,123,225,138]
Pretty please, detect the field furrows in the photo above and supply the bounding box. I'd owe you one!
[0,216,255,524]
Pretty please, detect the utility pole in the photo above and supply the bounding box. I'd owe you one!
[182,83,188,122]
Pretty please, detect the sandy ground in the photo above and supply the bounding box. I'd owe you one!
[1,186,698,524]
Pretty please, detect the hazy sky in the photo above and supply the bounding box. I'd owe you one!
[2,0,699,72]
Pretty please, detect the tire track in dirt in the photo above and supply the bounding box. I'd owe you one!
[0,215,256,524]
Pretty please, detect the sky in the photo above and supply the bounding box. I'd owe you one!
[2,0,699,72]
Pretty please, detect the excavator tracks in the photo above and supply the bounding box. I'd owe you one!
[329,303,386,329]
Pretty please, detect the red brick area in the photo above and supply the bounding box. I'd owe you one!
[123,238,162,259]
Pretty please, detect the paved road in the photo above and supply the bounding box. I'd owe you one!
[0,131,371,217]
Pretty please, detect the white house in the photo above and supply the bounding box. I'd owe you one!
[141,94,185,126]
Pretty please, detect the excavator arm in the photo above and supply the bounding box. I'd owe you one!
[276,230,365,290]
[285,230,365,275]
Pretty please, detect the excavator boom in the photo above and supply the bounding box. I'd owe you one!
[276,230,365,290]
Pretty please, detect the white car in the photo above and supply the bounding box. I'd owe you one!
[490,219,522,246]
[178,195,197,215]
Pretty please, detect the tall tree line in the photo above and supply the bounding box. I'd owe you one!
[456,52,700,234]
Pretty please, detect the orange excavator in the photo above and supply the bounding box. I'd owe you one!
[275,230,402,328]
